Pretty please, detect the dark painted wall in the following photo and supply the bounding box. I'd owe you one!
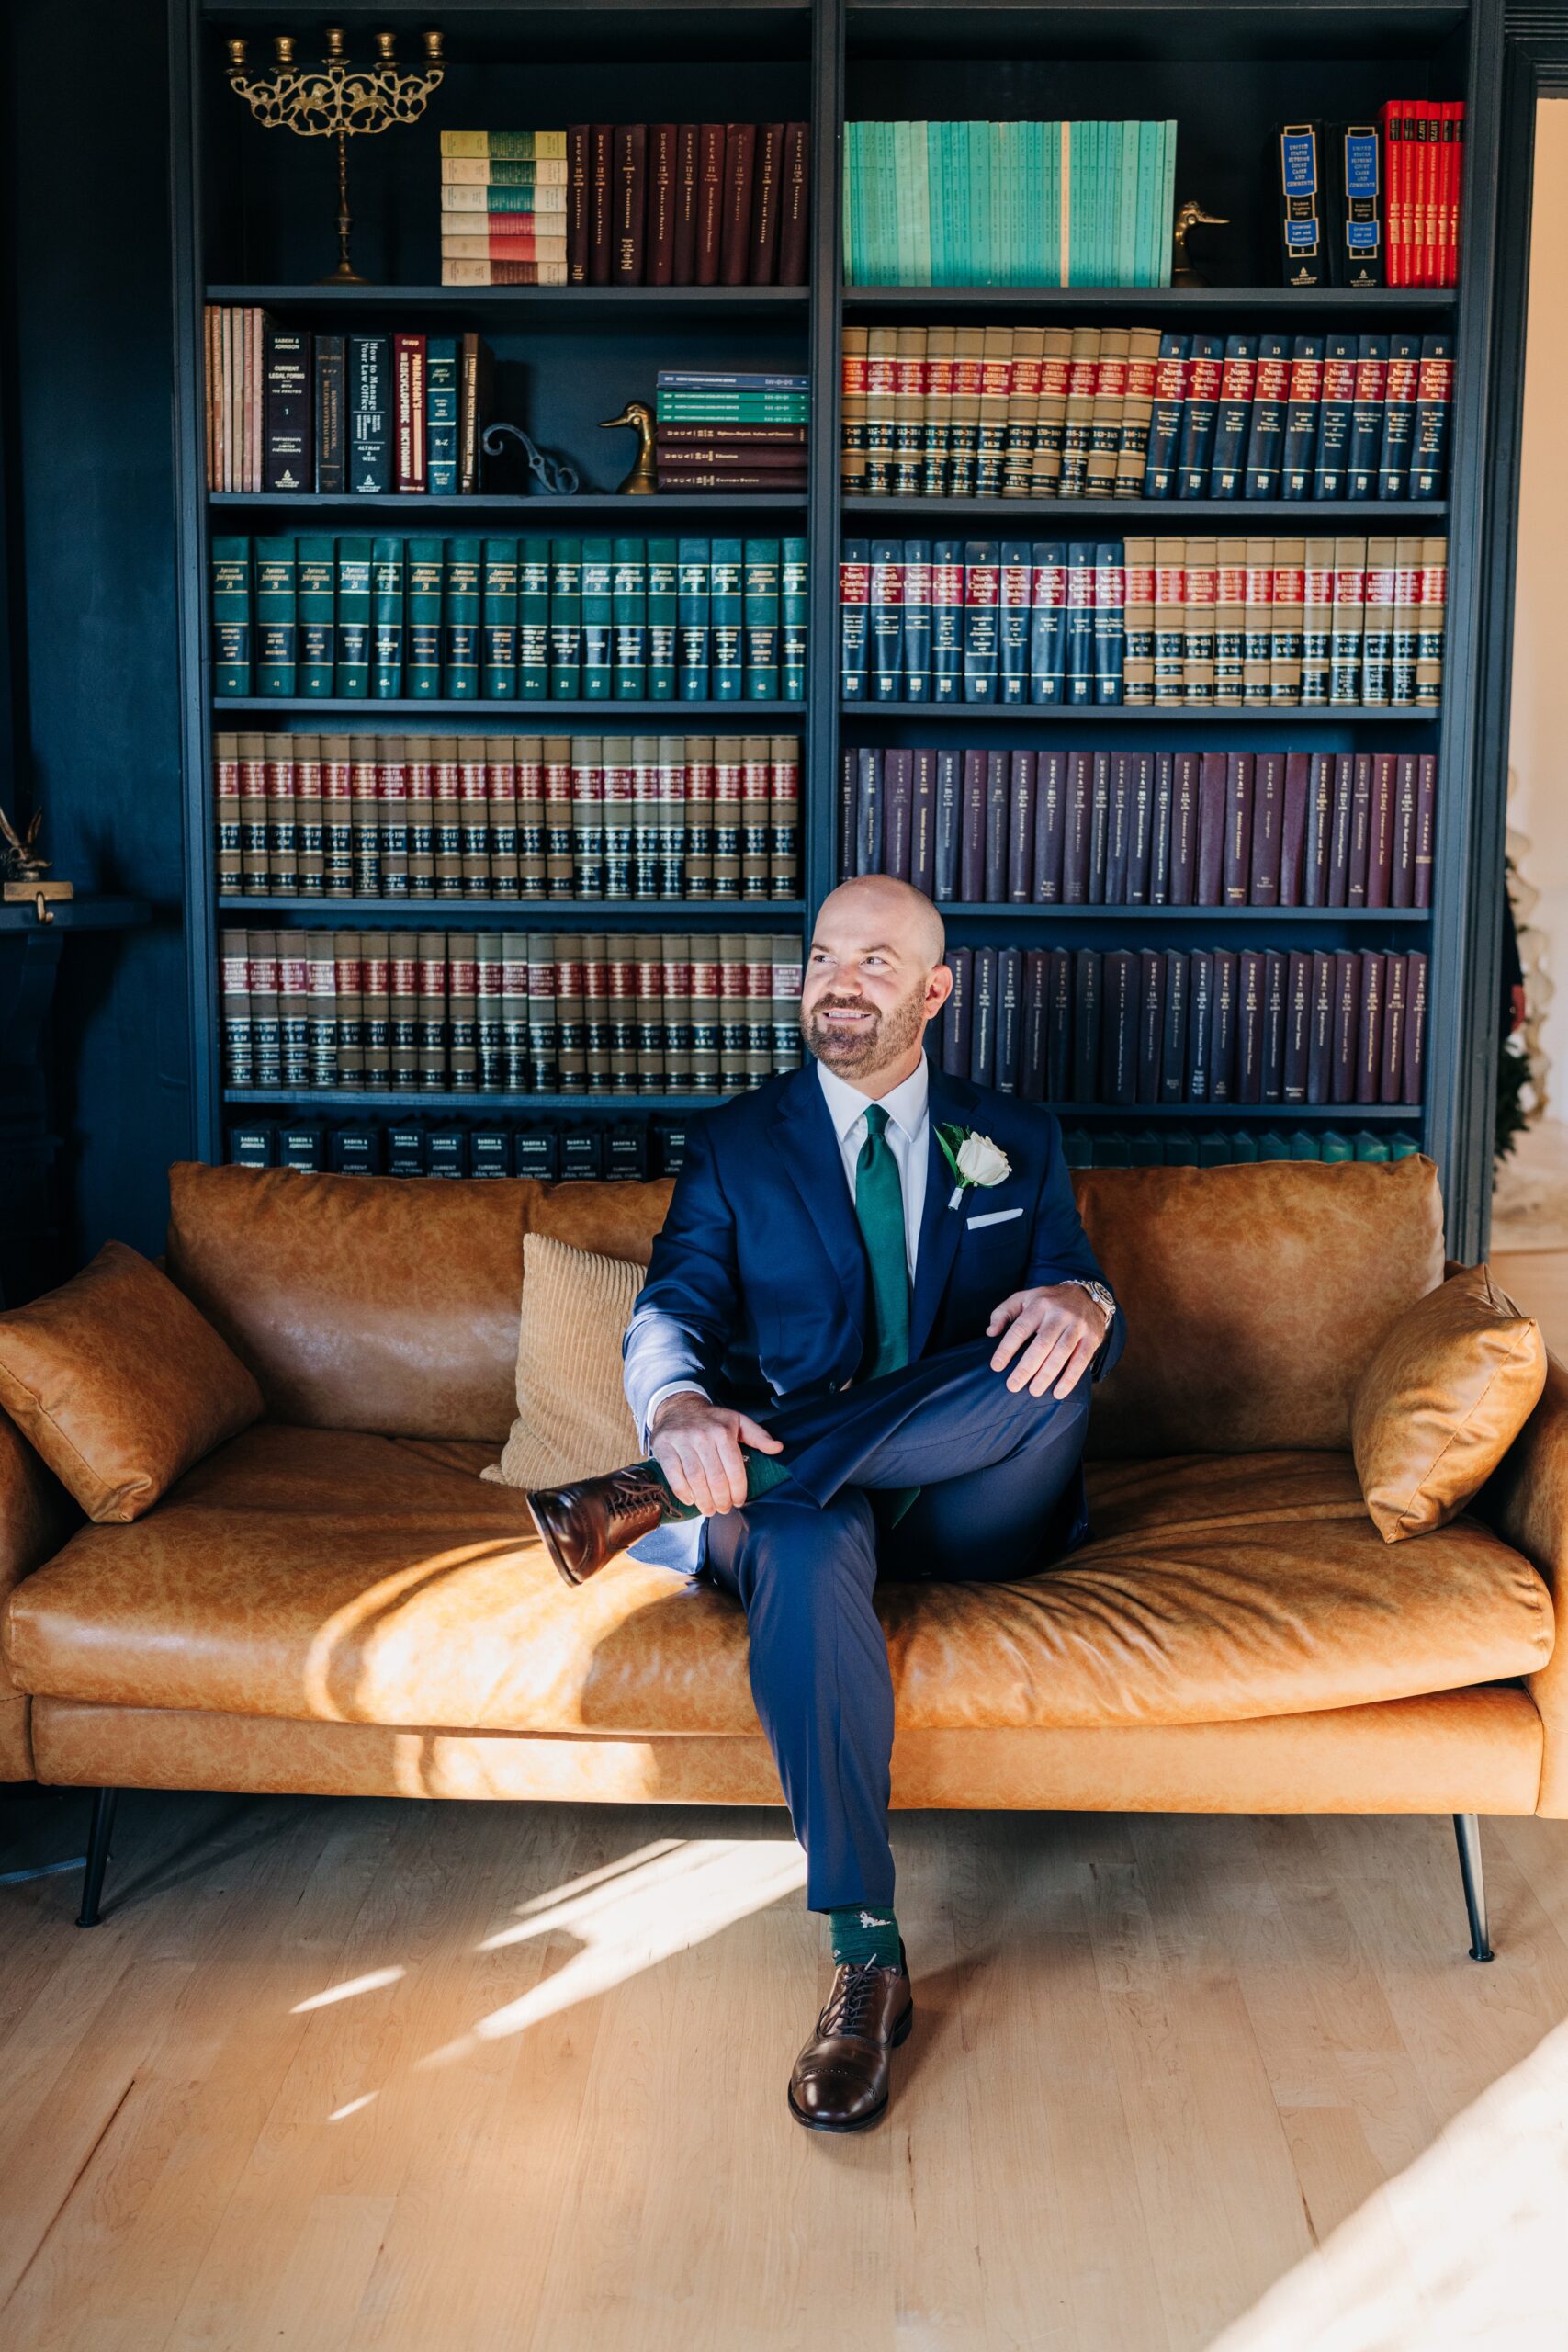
[3,0,192,1287]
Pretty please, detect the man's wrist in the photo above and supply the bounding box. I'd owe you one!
[1059,1276,1114,1332]
[645,1384,711,1446]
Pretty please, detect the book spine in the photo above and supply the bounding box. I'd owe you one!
[711,537,744,702]
[348,334,390,493]
[313,334,344,493]
[720,122,758,287]
[648,123,678,286]
[581,537,613,699]
[548,537,583,698]
[1276,121,1327,288]
[264,321,312,493]
[424,337,458,494]
[964,541,999,705]
[613,537,649,699]
[648,537,678,701]
[254,536,298,697]
[1412,333,1453,500]
[370,537,404,700]
[1314,334,1355,499]
[778,123,810,286]
[614,123,648,285]
[393,332,426,493]
[1280,335,1324,501]
[211,537,253,697]
[444,537,481,700]
[743,537,781,700]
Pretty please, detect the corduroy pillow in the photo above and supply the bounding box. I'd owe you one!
[482,1231,645,1491]
[0,1239,265,1522]
[1350,1264,1548,1543]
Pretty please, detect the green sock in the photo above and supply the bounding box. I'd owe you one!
[829,1905,902,1971]
[642,1446,793,1521]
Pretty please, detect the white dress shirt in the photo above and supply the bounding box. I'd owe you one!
[639,1057,930,1444]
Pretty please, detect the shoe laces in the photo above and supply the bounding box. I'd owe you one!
[820,1957,895,2039]
[606,1472,667,1530]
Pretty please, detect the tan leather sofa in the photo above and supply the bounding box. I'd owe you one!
[3,1152,1563,1951]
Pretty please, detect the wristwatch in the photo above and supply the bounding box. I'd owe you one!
[1062,1276,1115,1331]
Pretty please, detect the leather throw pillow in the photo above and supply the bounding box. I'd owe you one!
[0,1239,265,1522]
[482,1231,645,1492]
[1351,1264,1548,1543]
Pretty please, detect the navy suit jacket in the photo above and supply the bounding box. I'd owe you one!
[621,1055,1126,1573]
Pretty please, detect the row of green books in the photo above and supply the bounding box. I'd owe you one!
[845,119,1178,288]
[211,536,807,705]
[1061,1126,1420,1168]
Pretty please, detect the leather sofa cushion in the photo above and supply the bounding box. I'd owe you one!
[0,1241,263,1523]
[163,1154,1444,1456]
[1352,1264,1549,1541]
[6,1420,1550,1737]
[482,1233,646,1491]
[164,1162,673,1442]
[1079,1155,1447,1455]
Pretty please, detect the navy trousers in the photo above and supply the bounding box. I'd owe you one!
[697,1333,1093,1913]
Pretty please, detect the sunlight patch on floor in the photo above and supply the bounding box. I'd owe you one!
[419,1835,807,2068]
[1211,2013,1568,2349]
[292,1964,406,2013]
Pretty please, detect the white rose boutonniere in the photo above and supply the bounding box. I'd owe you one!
[936,1123,1011,1213]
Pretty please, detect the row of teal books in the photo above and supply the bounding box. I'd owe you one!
[211,536,807,705]
[1061,1126,1420,1168]
[844,119,1179,288]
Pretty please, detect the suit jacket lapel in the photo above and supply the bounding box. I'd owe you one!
[909,1062,977,1360]
[769,1062,869,1354]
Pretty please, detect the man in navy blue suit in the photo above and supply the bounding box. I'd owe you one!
[525,874,1124,2133]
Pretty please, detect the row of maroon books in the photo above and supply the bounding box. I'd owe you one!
[840,745,1434,909]
[933,942,1427,1108]
[573,123,810,289]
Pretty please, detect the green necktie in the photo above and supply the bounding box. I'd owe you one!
[854,1103,919,1526]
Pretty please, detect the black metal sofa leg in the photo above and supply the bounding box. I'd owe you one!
[75,1789,118,1928]
[1453,1812,1494,1962]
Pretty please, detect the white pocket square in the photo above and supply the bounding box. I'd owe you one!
[965,1206,1023,1229]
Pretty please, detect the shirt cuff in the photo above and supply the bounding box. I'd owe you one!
[641,1382,711,1452]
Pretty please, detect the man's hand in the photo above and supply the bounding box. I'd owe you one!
[649,1393,783,1517]
[987,1283,1111,1400]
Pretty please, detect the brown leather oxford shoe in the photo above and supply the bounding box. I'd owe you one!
[525,1460,671,1587]
[787,1945,914,2133]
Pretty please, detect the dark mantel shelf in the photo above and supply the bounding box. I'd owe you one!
[0,895,152,932]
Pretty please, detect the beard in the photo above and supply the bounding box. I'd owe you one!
[802,976,928,1078]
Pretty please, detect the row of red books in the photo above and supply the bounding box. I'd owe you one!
[1381,101,1464,288]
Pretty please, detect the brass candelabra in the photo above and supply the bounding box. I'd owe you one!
[226,27,445,286]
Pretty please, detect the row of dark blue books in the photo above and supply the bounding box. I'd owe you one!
[932,941,1427,1108]
[226,1114,690,1182]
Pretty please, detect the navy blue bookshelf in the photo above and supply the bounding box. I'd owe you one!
[162,0,1520,1248]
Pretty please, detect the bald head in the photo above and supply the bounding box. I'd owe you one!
[816,874,946,967]
[800,876,952,1090]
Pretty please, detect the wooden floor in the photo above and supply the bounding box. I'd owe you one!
[3,1790,1568,2351]
[2,1241,1565,2351]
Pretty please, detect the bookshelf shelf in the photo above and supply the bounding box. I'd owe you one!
[209,493,811,515]
[206,286,812,325]
[840,499,1449,526]
[839,704,1439,722]
[220,1085,1422,1122]
[170,0,1504,1237]
[222,1088,767,1113]
[217,898,807,924]
[214,699,807,718]
[840,286,1460,315]
[933,903,1430,922]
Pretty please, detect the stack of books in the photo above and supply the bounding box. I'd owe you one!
[205,310,494,495]
[441,132,569,284]
[840,744,1435,910]
[844,120,1178,287]
[657,371,809,493]
[213,730,802,904]
[840,325,1450,503]
[839,537,1449,707]
[930,940,1428,1108]
[211,534,808,703]
[439,125,811,287]
[219,929,805,1095]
